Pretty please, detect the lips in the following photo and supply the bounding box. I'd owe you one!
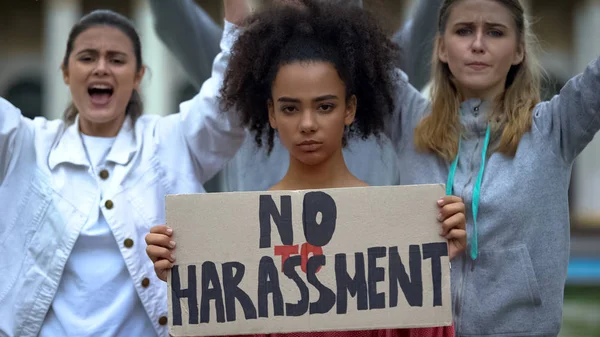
[298,140,320,146]
[88,83,114,106]
[466,62,490,70]
[297,140,323,152]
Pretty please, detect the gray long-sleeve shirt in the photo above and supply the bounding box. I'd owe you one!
[389,57,600,336]
[148,0,442,192]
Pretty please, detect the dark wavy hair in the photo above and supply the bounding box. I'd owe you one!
[219,0,401,154]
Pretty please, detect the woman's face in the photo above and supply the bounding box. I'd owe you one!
[438,0,523,99]
[62,25,144,136]
[268,61,356,166]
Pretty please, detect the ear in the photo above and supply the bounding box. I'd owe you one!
[437,37,448,64]
[62,65,70,85]
[268,99,277,129]
[512,41,525,65]
[134,65,146,90]
[344,95,357,126]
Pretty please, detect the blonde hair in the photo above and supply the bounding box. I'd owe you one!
[414,0,542,161]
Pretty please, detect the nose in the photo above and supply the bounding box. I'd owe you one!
[93,58,109,76]
[299,109,318,133]
[471,30,485,54]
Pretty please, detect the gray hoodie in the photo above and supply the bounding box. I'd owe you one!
[148,0,441,191]
[389,57,600,336]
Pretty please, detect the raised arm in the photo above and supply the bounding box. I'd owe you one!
[0,98,35,185]
[384,72,431,150]
[153,2,250,184]
[534,55,600,164]
[392,0,442,91]
[148,0,223,89]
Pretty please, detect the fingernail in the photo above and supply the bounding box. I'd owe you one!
[166,227,173,234]
[437,213,442,221]
[437,199,444,206]
[169,241,176,249]
[170,254,176,262]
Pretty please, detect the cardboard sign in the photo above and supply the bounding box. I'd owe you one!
[166,184,452,336]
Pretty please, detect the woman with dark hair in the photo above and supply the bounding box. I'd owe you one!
[146,1,466,336]
[0,2,249,336]
[147,0,443,192]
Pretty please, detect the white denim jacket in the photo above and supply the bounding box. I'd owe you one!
[0,21,243,337]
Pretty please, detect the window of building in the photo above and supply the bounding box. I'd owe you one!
[3,77,43,119]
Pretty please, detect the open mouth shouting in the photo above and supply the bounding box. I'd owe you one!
[88,82,114,107]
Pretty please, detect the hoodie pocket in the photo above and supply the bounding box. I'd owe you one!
[458,245,542,335]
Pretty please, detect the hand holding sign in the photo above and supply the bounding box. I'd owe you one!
[146,191,467,288]
[161,184,460,336]
[437,196,467,260]
[146,225,176,282]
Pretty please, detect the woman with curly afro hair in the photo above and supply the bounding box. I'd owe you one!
[217,0,400,190]
[146,1,464,336]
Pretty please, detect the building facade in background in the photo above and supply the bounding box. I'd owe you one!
[0,0,598,233]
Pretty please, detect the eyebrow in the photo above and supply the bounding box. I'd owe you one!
[277,95,339,103]
[75,49,129,57]
[454,21,509,29]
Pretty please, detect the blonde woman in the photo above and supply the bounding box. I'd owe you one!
[387,0,600,336]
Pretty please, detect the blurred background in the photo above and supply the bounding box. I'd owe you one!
[0,0,598,335]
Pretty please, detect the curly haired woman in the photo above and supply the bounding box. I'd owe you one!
[146,1,466,336]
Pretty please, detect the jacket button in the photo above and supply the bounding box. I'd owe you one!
[158,316,168,325]
[99,169,109,180]
[141,277,150,288]
[105,200,114,209]
[124,238,134,248]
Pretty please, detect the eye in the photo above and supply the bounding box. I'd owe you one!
[78,55,94,62]
[281,106,297,114]
[318,103,335,112]
[456,28,472,36]
[488,30,504,37]
[110,58,125,64]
